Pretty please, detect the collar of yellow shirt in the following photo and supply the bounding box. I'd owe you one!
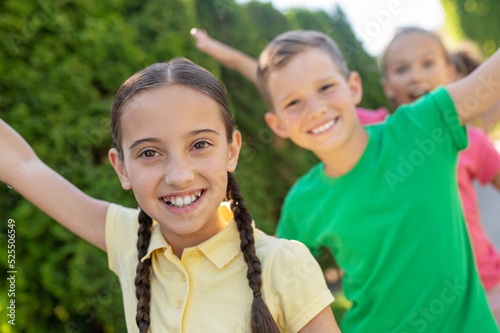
[141,203,252,269]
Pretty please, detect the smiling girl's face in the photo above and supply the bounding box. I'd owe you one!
[109,84,241,254]
[383,32,455,107]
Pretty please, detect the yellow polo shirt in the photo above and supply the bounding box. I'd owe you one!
[106,203,334,332]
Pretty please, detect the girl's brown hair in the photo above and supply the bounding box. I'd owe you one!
[451,50,482,78]
[110,58,280,333]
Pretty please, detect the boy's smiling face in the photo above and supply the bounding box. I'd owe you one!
[264,48,364,158]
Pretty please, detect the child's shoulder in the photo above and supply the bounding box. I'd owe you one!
[254,228,313,263]
[467,126,491,142]
[107,203,140,226]
[106,203,141,246]
[254,230,326,295]
[464,126,500,160]
[356,106,390,125]
[392,85,453,119]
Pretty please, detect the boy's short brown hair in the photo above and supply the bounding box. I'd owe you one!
[257,30,350,111]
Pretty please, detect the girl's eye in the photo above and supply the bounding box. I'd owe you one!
[395,66,407,74]
[423,60,434,68]
[140,149,158,158]
[193,141,210,150]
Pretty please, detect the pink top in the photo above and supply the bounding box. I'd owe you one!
[357,107,500,290]
[356,107,390,124]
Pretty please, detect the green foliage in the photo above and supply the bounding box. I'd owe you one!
[441,0,500,56]
[0,0,387,330]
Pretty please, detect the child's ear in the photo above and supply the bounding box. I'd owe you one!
[264,111,289,139]
[227,130,242,172]
[108,148,132,190]
[347,71,363,105]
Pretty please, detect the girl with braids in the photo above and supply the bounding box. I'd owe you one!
[0,58,340,333]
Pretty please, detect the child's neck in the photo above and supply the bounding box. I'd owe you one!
[319,126,369,178]
[161,212,230,259]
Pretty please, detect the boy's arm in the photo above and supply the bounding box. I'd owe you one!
[0,119,109,251]
[447,49,500,125]
[191,28,258,84]
[480,99,500,131]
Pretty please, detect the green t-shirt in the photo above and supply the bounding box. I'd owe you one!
[276,87,498,333]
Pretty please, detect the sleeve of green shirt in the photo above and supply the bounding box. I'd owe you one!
[394,85,468,155]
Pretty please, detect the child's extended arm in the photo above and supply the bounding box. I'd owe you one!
[191,28,258,84]
[298,306,342,332]
[480,99,500,131]
[0,119,109,251]
[447,48,500,125]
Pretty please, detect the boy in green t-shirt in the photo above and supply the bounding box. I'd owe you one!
[257,30,500,332]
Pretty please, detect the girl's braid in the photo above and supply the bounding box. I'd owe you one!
[135,208,153,333]
[226,172,280,333]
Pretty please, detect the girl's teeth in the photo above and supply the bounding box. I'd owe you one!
[164,190,203,208]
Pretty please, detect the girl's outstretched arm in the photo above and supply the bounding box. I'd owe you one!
[447,48,500,125]
[0,119,109,251]
[298,306,342,333]
[191,28,258,84]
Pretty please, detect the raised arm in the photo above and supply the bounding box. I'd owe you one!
[479,99,500,131]
[447,48,500,125]
[0,119,109,251]
[191,28,258,84]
